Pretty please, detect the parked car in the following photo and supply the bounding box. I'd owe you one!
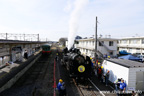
[137,55,144,62]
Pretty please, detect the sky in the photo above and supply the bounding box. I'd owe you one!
[0,0,144,41]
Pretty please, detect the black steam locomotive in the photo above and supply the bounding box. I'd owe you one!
[61,47,92,83]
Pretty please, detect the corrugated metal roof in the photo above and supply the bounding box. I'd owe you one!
[106,58,144,68]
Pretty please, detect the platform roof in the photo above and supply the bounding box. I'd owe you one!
[106,58,144,68]
[0,39,47,44]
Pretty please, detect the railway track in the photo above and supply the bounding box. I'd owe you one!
[72,77,118,96]
[72,78,101,96]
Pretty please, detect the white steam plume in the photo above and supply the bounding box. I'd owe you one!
[68,0,89,50]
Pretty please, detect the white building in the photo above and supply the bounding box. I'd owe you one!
[74,38,118,58]
[118,37,144,55]
[102,59,144,91]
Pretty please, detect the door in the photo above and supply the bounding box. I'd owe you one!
[136,72,144,91]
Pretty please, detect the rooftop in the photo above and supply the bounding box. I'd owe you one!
[77,38,118,41]
[121,36,144,40]
[106,58,144,68]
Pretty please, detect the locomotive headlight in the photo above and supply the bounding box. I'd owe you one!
[78,65,85,72]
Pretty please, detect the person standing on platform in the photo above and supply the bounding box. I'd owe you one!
[98,67,102,82]
[105,70,110,86]
[24,50,28,59]
[119,79,126,93]
[57,79,66,96]
[55,53,59,62]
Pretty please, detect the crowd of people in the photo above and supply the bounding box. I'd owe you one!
[93,61,128,95]
[95,65,110,86]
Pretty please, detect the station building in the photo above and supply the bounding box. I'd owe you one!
[118,37,144,55]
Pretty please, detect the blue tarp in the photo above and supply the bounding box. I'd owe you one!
[118,55,142,61]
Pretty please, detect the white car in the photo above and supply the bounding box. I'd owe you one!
[137,55,144,62]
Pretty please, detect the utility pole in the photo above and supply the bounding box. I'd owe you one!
[95,17,98,63]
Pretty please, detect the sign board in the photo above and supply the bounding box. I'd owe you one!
[128,87,135,91]
[78,65,85,73]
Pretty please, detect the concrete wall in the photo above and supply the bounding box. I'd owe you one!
[0,53,41,93]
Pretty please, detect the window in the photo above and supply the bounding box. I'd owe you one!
[118,40,121,44]
[136,53,141,55]
[129,48,132,52]
[86,49,88,53]
[142,39,144,44]
[86,41,88,45]
[92,41,94,45]
[130,39,138,44]
[122,40,127,44]
[99,41,104,46]
[110,51,113,55]
[109,41,113,46]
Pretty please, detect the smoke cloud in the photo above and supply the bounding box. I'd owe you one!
[68,0,89,50]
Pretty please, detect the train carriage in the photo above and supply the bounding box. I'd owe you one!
[42,45,51,54]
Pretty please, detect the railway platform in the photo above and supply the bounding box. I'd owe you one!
[0,50,41,93]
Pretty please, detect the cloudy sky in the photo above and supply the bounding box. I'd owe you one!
[0,0,144,41]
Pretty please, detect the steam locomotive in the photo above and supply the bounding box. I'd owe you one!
[61,47,92,83]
